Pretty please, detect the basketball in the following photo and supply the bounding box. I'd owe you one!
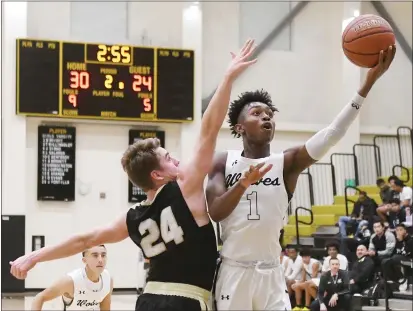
[342,14,395,68]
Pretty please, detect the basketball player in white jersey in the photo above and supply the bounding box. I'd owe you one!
[206,45,396,310]
[291,248,321,311]
[31,245,112,311]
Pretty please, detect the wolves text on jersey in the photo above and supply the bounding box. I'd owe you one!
[225,173,281,188]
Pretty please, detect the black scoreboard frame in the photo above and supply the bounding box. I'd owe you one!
[128,129,165,203]
[16,38,195,123]
[37,125,76,201]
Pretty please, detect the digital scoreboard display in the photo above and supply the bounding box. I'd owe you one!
[16,39,194,122]
[128,130,165,203]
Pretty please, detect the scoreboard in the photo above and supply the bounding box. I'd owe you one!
[16,39,194,122]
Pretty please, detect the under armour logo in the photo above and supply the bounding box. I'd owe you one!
[232,160,238,166]
[78,290,85,294]
[351,101,360,110]
[221,294,230,300]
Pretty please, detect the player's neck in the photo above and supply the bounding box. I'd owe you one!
[242,142,270,159]
[85,266,100,283]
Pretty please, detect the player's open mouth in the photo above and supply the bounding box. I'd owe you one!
[261,122,273,131]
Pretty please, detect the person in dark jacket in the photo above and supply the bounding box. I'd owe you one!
[368,221,396,266]
[349,245,375,293]
[338,191,377,238]
[310,258,351,311]
[381,223,413,291]
[388,198,408,229]
[341,223,371,261]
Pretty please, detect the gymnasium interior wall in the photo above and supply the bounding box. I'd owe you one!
[2,1,412,289]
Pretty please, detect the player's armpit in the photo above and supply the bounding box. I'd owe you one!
[31,276,74,311]
[282,146,317,194]
[100,277,114,311]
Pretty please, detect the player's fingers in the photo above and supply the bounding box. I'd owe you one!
[243,58,258,66]
[378,50,384,67]
[384,45,393,68]
[240,39,252,54]
[254,162,266,170]
[241,44,257,61]
[386,45,396,68]
[241,39,254,56]
[259,164,273,176]
[230,52,236,60]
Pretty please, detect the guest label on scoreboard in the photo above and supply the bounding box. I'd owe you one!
[128,130,165,203]
[37,125,76,201]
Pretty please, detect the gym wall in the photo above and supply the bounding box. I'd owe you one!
[2,1,412,289]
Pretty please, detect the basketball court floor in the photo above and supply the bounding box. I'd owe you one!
[2,292,138,310]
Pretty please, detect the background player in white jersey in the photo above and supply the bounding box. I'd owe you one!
[291,248,321,311]
[206,45,396,310]
[31,245,112,311]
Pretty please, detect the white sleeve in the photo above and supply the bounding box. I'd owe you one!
[287,257,303,281]
[321,257,330,272]
[401,187,412,203]
[305,93,365,160]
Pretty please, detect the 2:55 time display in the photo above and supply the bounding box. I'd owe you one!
[87,44,132,65]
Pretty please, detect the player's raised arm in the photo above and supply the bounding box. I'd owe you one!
[10,213,129,280]
[179,39,257,193]
[31,275,73,311]
[282,45,396,192]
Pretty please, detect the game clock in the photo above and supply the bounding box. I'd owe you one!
[16,39,195,122]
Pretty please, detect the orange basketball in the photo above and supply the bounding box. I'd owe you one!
[342,14,395,68]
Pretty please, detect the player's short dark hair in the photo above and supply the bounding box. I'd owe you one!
[121,138,161,191]
[373,220,385,227]
[325,240,340,251]
[394,179,404,187]
[227,89,278,138]
[82,244,106,257]
[388,175,399,183]
[300,247,312,257]
[376,178,385,186]
[329,257,340,263]
[396,223,406,229]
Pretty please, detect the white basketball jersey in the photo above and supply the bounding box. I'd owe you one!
[303,259,321,280]
[220,150,289,261]
[63,268,111,310]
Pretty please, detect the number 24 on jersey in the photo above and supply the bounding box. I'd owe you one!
[138,206,184,257]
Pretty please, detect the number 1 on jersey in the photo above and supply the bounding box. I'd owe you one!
[247,191,260,220]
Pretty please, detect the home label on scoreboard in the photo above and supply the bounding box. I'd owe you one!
[37,125,76,201]
[128,130,165,203]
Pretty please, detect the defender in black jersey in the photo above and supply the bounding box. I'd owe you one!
[10,39,259,311]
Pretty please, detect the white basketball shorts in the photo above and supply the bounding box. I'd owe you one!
[214,258,291,310]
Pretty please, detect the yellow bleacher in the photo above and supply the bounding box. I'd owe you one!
[283,167,413,245]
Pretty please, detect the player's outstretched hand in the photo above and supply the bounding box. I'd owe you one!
[226,38,258,81]
[239,162,273,188]
[366,45,396,83]
[10,253,37,279]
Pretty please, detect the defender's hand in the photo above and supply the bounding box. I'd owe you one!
[239,162,273,188]
[10,253,37,279]
[225,39,257,81]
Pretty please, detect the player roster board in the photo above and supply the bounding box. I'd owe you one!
[128,130,165,203]
[37,125,76,201]
[16,39,194,122]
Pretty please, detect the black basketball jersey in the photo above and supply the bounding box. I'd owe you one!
[126,181,218,291]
